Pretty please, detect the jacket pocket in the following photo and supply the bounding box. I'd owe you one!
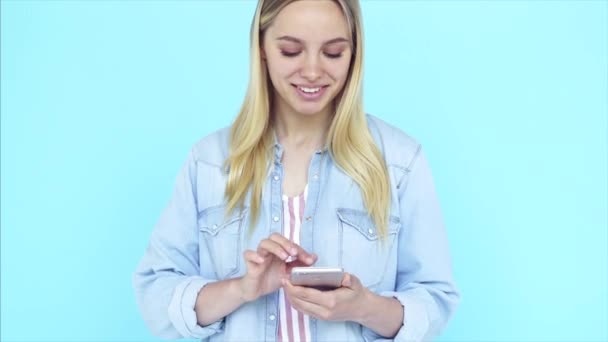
[198,205,248,279]
[337,208,400,289]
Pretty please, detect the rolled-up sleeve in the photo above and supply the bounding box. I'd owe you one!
[365,146,461,342]
[132,148,223,339]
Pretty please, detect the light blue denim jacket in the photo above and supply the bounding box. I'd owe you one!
[133,114,460,341]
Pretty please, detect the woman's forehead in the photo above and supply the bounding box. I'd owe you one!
[269,1,350,44]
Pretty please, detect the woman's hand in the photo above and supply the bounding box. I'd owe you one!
[237,233,317,302]
[281,273,372,323]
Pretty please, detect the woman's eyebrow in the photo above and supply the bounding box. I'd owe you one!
[276,35,349,45]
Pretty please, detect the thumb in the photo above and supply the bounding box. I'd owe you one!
[341,273,352,288]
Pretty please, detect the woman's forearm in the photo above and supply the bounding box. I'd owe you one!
[358,291,404,338]
[194,277,247,326]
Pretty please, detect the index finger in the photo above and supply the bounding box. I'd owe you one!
[269,233,314,263]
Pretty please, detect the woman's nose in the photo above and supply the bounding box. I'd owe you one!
[299,54,322,82]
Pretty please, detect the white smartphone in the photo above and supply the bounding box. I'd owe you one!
[290,267,344,291]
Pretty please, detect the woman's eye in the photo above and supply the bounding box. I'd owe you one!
[324,52,343,59]
[280,51,343,59]
[281,51,301,57]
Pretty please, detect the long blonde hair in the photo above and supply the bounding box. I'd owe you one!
[223,0,391,238]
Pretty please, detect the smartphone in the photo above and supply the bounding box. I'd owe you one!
[290,267,344,291]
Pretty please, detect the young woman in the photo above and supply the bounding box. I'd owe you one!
[133,1,460,341]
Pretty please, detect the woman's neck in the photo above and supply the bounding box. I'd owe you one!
[273,108,332,151]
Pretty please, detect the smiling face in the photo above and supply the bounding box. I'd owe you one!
[261,0,353,118]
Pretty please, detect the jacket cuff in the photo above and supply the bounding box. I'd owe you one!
[168,276,224,339]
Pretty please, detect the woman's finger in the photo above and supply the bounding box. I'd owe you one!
[286,253,318,270]
[243,250,265,264]
[268,233,301,256]
[282,279,330,319]
[269,233,315,264]
[257,239,291,260]
[340,272,361,289]
[282,278,329,306]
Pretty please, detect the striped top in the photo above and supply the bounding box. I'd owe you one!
[277,184,311,342]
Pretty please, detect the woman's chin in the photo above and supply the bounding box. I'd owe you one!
[291,102,332,116]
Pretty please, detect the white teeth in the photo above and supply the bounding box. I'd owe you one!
[299,86,321,93]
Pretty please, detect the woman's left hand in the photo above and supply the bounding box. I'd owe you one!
[281,273,370,323]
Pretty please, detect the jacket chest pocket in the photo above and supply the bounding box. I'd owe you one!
[337,208,400,289]
[198,206,247,280]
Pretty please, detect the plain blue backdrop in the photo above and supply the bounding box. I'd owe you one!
[1,0,606,341]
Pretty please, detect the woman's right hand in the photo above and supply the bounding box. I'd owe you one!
[237,233,317,302]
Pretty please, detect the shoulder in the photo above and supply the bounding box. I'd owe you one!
[365,113,421,171]
[189,125,232,169]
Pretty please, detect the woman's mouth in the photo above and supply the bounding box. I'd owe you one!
[292,84,328,101]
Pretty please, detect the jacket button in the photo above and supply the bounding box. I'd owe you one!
[269,314,276,321]
[273,216,279,222]
[273,175,279,181]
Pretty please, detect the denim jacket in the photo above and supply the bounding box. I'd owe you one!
[133,114,460,341]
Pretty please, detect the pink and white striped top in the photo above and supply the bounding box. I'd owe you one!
[277,184,311,342]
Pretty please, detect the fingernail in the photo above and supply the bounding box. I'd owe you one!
[290,247,298,256]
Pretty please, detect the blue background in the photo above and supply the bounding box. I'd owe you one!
[2,0,606,341]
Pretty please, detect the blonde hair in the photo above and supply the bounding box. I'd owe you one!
[223,0,391,238]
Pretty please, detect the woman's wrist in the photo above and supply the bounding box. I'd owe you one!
[353,288,377,325]
[355,290,404,338]
[232,276,249,303]
[233,276,259,303]
[194,277,253,327]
